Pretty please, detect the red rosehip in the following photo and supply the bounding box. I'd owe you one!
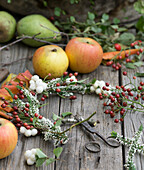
[74,72,78,76]
[20,95,25,99]
[25,107,29,112]
[125,53,129,58]
[35,113,38,117]
[131,43,134,47]
[13,111,18,115]
[136,51,140,55]
[30,118,33,122]
[112,64,116,68]
[54,121,56,125]
[19,81,24,86]
[123,71,127,76]
[23,123,28,127]
[115,94,120,98]
[139,48,143,53]
[63,72,68,76]
[9,116,13,120]
[118,56,122,60]
[26,126,31,130]
[56,88,61,92]
[123,102,127,107]
[16,117,20,122]
[39,115,43,119]
[19,90,23,94]
[120,111,124,115]
[133,76,136,79]
[114,43,121,51]
[140,82,144,86]
[56,83,60,86]
[99,96,103,100]
[1,103,6,108]
[41,97,45,101]
[121,92,125,96]
[120,118,124,122]
[14,95,18,100]
[69,73,73,77]
[138,86,142,90]
[25,103,29,108]
[70,95,77,100]
[43,94,48,98]
[126,58,130,63]
[105,110,109,114]
[114,119,119,123]
[103,102,107,106]
[13,106,18,110]
[24,113,29,117]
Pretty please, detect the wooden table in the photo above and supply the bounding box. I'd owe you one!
[0,43,144,170]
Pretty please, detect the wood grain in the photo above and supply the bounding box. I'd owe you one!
[121,66,144,170]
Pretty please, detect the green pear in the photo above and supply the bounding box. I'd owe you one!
[0,11,16,43]
[17,14,62,47]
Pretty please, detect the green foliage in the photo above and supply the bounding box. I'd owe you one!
[117,33,135,45]
[111,131,117,138]
[70,0,80,4]
[134,0,144,14]
[135,72,144,77]
[136,16,144,32]
[61,112,72,117]
[53,147,63,158]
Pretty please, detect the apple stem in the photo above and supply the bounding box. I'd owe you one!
[51,49,57,52]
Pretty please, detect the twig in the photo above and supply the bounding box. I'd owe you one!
[59,111,96,134]
[0,56,33,67]
[0,34,66,51]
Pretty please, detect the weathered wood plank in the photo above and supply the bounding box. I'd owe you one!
[0,43,59,170]
[121,67,144,170]
[56,66,123,170]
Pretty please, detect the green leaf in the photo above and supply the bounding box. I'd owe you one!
[91,78,96,84]
[138,124,143,131]
[54,7,61,17]
[135,72,144,77]
[46,158,55,166]
[117,27,128,32]
[53,147,63,158]
[111,131,117,138]
[7,0,11,3]
[117,33,135,45]
[102,13,109,21]
[133,61,144,67]
[43,0,48,7]
[113,18,120,24]
[88,12,95,20]
[61,112,72,117]
[136,16,144,32]
[125,63,136,69]
[32,117,37,126]
[55,119,62,127]
[36,149,47,158]
[134,0,144,14]
[5,87,14,98]
[36,158,47,167]
[53,113,60,121]
[70,16,75,22]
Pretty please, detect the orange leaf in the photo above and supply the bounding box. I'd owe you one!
[0,110,10,119]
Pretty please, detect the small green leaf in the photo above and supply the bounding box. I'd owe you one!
[36,149,47,158]
[125,63,136,69]
[53,147,63,158]
[102,13,109,21]
[88,12,95,20]
[53,113,60,121]
[113,18,120,24]
[136,16,144,32]
[54,7,61,17]
[46,158,55,165]
[70,16,75,22]
[5,87,14,98]
[91,78,96,84]
[36,158,47,167]
[55,119,62,127]
[111,131,117,138]
[117,33,135,45]
[61,112,72,117]
[7,0,11,3]
[135,72,144,77]
[138,124,143,131]
[133,61,144,67]
[134,0,144,14]
[117,27,128,32]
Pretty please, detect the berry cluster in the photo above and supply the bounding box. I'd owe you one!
[24,148,37,165]
[103,72,144,123]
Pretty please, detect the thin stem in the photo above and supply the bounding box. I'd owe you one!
[59,111,96,135]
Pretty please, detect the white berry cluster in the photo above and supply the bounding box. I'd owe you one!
[66,75,77,85]
[29,75,47,93]
[24,148,37,165]
[90,80,112,95]
[20,126,38,137]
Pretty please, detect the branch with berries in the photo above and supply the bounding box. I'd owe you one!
[111,125,144,170]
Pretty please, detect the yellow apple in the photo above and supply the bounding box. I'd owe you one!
[32,45,69,79]
[0,118,18,159]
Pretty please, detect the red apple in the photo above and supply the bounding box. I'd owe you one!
[65,37,103,73]
[0,118,18,159]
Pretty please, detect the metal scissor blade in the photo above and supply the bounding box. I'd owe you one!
[80,121,97,133]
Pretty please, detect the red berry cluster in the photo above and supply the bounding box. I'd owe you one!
[102,72,144,123]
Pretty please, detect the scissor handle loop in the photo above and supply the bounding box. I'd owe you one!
[85,141,101,153]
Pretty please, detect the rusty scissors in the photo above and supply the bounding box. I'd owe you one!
[75,116,120,153]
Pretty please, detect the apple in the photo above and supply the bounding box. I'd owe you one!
[32,45,69,79]
[0,118,18,159]
[65,37,103,73]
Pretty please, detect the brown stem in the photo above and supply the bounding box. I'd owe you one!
[0,33,66,51]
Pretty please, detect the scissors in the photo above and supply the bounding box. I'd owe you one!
[75,116,120,153]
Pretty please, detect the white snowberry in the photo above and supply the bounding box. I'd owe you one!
[31,148,37,155]
[31,75,39,81]
[95,88,102,94]
[29,84,36,90]
[24,130,32,137]
[30,154,36,162]
[24,150,32,159]
[90,86,95,92]
[27,158,35,165]
[93,81,99,88]
[36,79,43,86]
[42,83,47,90]
[20,126,26,134]
[36,86,43,94]
[31,129,38,136]
[98,81,105,88]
